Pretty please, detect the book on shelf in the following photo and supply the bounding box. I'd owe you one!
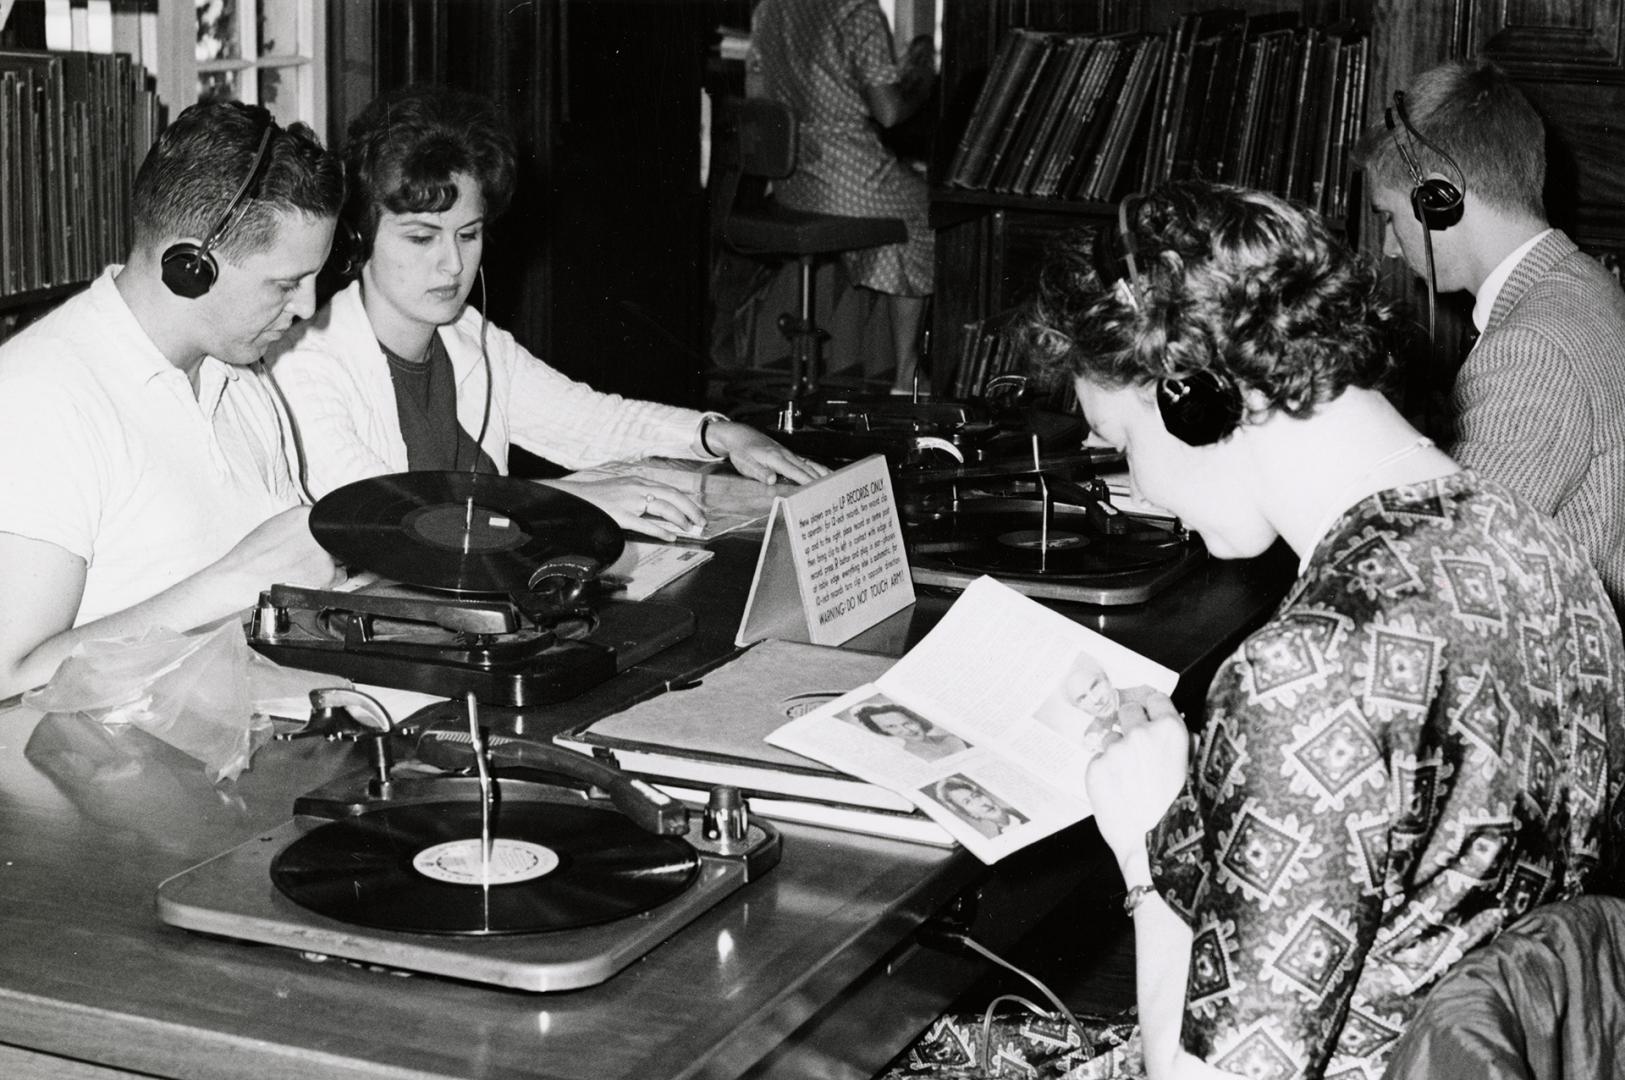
[1029,36,1109,199]
[1281,25,1328,201]
[945,28,1049,189]
[554,639,954,845]
[1066,34,1160,202]
[950,308,1024,400]
[1049,35,1124,200]
[766,575,1177,864]
[971,31,1061,192]
[994,34,1091,195]
[1165,10,1244,183]
[0,45,160,303]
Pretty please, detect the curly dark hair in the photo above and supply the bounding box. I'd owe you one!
[340,84,518,264]
[1026,181,1400,425]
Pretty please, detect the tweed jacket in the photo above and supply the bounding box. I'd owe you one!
[266,280,716,499]
[1450,229,1625,615]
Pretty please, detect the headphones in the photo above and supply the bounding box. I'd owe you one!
[161,111,277,299]
[325,217,366,281]
[1095,194,1245,446]
[1384,90,1465,232]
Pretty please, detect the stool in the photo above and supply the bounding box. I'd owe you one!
[710,96,907,419]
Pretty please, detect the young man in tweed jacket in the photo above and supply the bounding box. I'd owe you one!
[1358,59,1625,617]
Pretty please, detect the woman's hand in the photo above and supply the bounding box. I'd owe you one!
[1084,688,1191,874]
[704,421,829,485]
[541,478,705,542]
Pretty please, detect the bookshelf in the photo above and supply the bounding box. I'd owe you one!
[0,11,166,344]
[930,0,1375,394]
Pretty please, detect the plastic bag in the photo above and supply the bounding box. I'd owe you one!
[23,621,343,783]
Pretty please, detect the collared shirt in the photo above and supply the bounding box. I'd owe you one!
[1472,228,1552,334]
[0,268,299,625]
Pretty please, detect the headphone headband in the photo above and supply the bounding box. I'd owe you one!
[201,114,276,256]
[1383,90,1465,231]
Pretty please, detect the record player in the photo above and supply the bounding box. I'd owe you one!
[768,382,1087,476]
[156,689,782,992]
[762,392,1205,605]
[248,471,695,706]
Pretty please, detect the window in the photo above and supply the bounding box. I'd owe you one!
[159,0,327,139]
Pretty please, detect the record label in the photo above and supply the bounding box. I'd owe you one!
[413,838,560,886]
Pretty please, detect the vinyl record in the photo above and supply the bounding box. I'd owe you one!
[903,450,1104,485]
[270,800,700,936]
[913,499,1187,581]
[311,471,624,594]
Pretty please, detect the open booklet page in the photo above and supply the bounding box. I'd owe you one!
[766,575,1177,862]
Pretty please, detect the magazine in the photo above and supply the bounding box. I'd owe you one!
[765,575,1177,863]
[553,640,953,844]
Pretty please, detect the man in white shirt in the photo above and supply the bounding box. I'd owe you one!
[1356,59,1625,616]
[0,101,346,698]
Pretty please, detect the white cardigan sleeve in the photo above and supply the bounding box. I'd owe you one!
[486,322,711,471]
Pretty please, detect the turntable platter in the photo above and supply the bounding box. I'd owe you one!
[271,800,700,936]
[908,497,1205,604]
[311,471,624,594]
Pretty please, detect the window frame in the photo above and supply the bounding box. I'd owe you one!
[155,0,327,140]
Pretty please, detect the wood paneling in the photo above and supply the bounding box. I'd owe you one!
[1473,0,1625,78]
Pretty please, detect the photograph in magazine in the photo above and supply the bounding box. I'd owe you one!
[927,775,1029,839]
[844,696,972,762]
[1032,649,1121,748]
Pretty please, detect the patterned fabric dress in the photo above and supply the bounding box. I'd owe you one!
[747,0,933,298]
[884,473,1625,1080]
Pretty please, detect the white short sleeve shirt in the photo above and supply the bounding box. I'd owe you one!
[0,268,299,626]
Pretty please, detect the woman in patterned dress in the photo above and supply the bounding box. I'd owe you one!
[747,0,936,394]
[884,181,1625,1079]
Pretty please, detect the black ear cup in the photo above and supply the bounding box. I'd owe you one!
[160,243,218,299]
[1411,176,1464,231]
[1385,91,1466,233]
[161,110,275,299]
[1156,369,1245,446]
[326,218,365,280]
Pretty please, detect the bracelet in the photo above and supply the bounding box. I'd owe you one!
[1122,884,1157,915]
[699,412,729,457]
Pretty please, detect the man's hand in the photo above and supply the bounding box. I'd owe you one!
[704,421,829,485]
[1084,689,1191,873]
[216,506,342,593]
[543,477,706,542]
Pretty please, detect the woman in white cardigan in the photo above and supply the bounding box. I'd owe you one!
[267,84,824,539]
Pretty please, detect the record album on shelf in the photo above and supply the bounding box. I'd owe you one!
[247,471,696,706]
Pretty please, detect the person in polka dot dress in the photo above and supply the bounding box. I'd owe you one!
[747,0,936,394]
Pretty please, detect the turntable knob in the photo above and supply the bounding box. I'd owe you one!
[703,785,749,847]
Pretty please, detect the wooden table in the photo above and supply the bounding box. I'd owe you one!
[0,536,1291,1080]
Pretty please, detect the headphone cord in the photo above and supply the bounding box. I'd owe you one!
[258,358,318,506]
[471,264,493,469]
[1413,188,1443,438]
